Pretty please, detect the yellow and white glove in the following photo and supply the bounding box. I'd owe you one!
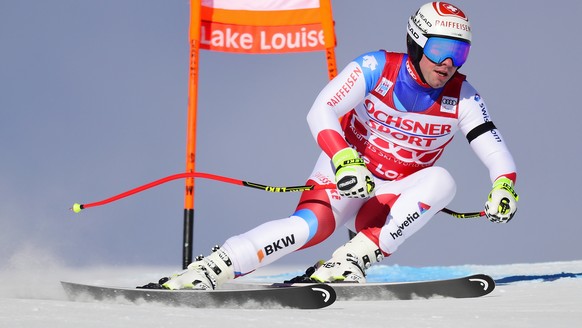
[332,148,375,198]
[485,177,519,223]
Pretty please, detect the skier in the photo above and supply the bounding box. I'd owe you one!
[153,2,519,290]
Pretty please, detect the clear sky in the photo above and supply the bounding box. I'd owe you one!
[1,0,581,270]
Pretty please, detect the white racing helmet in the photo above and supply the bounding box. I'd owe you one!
[406,2,472,79]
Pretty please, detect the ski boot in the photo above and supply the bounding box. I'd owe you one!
[139,246,234,290]
[310,232,384,283]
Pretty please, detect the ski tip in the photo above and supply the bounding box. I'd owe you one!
[467,274,496,296]
[309,283,337,308]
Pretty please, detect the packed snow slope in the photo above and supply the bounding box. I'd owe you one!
[1,260,581,328]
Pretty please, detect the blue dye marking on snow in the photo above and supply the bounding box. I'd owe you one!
[365,265,474,283]
[256,265,475,283]
[495,272,582,285]
[252,264,582,284]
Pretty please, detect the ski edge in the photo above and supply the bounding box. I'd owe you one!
[61,281,337,309]
[227,274,496,300]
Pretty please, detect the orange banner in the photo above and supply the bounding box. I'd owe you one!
[183,0,337,267]
[196,0,335,54]
[200,22,326,53]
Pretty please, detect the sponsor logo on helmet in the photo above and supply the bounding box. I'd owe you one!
[413,9,433,34]
[434,2,468,20]
[408,19,422,39]
[411,2,471,42]
[434,20,471,32]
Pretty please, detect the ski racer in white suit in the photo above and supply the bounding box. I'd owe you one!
[154,2,519,290]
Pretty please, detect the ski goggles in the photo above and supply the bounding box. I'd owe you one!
[423,37,470,67]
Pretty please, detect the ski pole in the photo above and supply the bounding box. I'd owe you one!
[440,207,485,219]
[70,171,484,219]
[70,172,335,213]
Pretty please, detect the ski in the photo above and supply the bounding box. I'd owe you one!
[61,281,336,309]
[232,274,495,301]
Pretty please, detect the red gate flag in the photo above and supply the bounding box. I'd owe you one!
[197,0,336,54]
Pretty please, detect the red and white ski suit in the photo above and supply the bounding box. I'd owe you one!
[221,51,517,277]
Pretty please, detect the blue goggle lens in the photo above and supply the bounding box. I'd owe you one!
[424,37,470,67]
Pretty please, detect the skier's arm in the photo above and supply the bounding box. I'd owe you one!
[306,52,384,197]
[307,51,384,157]
[458,83,519,222]
[306,60,368,157]
[458,83,517,182]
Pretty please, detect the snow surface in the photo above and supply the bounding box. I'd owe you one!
[1,260,581,328]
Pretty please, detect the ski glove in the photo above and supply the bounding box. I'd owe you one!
[332,148,375,198]
[485,177,519,223]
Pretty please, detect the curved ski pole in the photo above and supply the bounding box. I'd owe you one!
[70,172,335,213]
[70,171,484,219]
